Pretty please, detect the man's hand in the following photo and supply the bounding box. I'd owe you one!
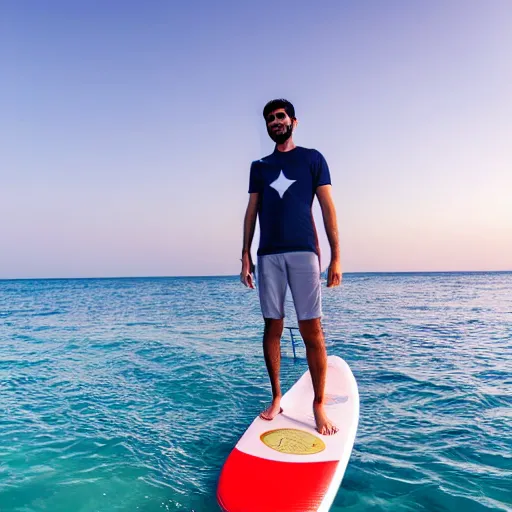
[327,259,342,288]
[240,254,255,289]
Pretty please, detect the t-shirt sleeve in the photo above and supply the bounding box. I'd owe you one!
[314,151,332,188]
[248,161,263,193]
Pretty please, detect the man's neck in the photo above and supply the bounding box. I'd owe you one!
[276,138,296,153]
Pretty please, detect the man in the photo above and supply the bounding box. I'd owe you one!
[240,99,342,436]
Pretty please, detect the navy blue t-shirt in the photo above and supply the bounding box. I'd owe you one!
[248,146,331,256]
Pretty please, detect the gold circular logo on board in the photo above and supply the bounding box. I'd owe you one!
[260,429,325,455]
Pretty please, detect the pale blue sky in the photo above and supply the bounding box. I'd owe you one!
[1,1,511,278]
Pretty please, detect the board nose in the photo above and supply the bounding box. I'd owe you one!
[217,447,339,512]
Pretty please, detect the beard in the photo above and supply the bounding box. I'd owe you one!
[267,123,294,144]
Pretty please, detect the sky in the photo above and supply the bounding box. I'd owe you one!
[1,0,511,278]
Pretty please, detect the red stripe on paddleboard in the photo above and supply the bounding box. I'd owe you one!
[217,448,338,512]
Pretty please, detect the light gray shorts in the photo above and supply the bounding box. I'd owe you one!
[257,251,322,321]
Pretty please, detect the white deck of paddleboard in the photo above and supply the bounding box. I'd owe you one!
[236,355,359,467]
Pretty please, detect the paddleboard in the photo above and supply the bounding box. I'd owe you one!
[217,355,359,512]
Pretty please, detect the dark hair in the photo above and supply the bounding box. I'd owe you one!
[263,99,296,120]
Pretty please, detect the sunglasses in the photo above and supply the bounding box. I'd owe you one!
[266,112,288,123]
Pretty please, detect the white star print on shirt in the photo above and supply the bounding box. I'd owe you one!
[269,170,296,199]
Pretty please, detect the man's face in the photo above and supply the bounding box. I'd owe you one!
[266,108,295,144]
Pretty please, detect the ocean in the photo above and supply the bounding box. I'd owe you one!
[0,272,511,512]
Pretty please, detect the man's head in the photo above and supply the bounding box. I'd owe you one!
[263,99,297,144]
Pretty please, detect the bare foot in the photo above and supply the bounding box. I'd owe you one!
[259,398,283,421]
[313,402,338,435]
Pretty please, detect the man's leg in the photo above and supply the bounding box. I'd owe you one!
[298,318,338,435]
[257,254,287,420]
[286,252,338,435]
[260,318,284,420]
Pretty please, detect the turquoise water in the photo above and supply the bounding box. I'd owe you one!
[0,272,511,512]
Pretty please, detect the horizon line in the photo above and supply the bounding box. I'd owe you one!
[1,269,511,282]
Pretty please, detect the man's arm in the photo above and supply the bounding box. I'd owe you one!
[316,185,342,287]
[241,192,259,288]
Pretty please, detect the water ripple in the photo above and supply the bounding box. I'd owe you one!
[0,273,511,511]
